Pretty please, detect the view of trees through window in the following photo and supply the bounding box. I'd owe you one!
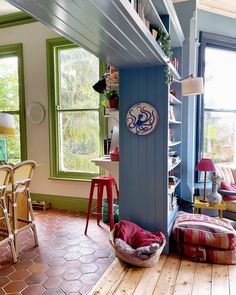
[0,56,21,164]
[57,46,100,173]
[203,47,236,163]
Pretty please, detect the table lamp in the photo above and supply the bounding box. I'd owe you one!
[195,158,216,202]
[0,113,16,162]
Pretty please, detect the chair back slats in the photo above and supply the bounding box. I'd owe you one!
[0,164,17,262]
[12,160,36,187]
[4,159,38,257]
[0,165,12,188]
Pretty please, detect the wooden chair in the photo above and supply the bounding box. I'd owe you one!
[0,165,17,263]
[6,160,38,255]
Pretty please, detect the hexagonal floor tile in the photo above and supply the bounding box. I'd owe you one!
[25,272,47,285]
[0,265,15,276]
[47,257,65,266]
[4,281,27,293]
[14,260,34,270]
[80,263,98,274]
[43,277,63,289]
[78,247,96,255]
[9,269,31,281]
[62,270,82,281]
[22,285,45,295]
[80,273,100,284]
[64,252,81,261]
[45,266,65,277]
[29,263,49,273]
[60,280,83,293]
[0,277,9,288]
[43,288,65,295]
[79,254,97,264]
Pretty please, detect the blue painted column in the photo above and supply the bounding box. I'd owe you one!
[119,65,170,245]
[174,0,197,201]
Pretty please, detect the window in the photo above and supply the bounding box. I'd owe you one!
[197,32,236,165]
[47,38,105,180]
[0,44,26,163]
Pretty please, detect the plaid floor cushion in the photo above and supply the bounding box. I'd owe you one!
[173,211,236,251]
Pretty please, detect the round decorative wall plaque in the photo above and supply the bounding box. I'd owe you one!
[27,102,45,125]
[126,102,159,135]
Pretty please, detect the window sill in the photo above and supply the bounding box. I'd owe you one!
[48,177,91,182]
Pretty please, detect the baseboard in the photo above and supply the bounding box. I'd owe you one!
[31,193,95,212]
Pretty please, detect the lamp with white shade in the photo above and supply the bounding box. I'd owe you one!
[173,74,204,96]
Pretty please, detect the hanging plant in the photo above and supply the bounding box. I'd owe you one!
[155,27,173,59]
[164,66,173,85]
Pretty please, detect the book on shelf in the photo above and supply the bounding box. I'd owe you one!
[106,107,118,112]
[168,105,176,120]
[168,192,177,211]
[171,58,179,72]
[151,28,158,39]
[170,88,176,97]
[145,19,150,30]
[168,127,174,142]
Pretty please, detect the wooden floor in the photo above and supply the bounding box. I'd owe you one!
[89,254,236,295]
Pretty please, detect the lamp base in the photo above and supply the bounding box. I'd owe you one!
[200,198,208,203]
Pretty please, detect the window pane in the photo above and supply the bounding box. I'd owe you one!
[58,111,99,173]
[59,47,99,109]
[205,47,236,110]
[7,114,21,164]
[0,56,19,111]
[204,111,235,163]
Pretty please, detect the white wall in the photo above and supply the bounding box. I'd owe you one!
[0,22,91,198]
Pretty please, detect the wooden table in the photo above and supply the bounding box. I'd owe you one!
[194,196,226,219]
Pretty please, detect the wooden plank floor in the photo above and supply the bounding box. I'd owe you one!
[89,254,236,295]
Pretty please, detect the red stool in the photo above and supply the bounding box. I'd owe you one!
[84,176,119,235]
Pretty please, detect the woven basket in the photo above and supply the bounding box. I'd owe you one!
[109,229,166,268]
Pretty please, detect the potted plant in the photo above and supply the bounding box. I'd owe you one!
[102,90,119,109]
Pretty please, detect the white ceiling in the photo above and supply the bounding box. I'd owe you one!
[0,0,19,16]
[0,0,236,20]
[172,0,236,19]
[198,0,236,19]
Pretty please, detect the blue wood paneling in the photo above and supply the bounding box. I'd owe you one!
[119,65,169,235]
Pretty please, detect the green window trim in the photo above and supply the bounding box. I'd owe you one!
[0,12,36,29]
[0,43,27,161]
[47,37,107,180]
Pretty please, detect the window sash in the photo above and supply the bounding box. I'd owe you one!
[197,32,236,181]
[0,43,26,162]
[47,37,106,180]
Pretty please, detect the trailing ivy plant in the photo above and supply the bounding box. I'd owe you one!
[155,27,173,59]
[164,66,172,85]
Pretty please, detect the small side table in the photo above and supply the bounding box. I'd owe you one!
[194,196,226,220]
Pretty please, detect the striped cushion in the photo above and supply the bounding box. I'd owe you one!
[215,164,235,184]
[173,212,236,250]
[176,243,236,264]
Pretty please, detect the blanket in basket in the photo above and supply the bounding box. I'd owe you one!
[115,220,165,249]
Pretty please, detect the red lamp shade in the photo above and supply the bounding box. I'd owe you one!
[195,158,216,172]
